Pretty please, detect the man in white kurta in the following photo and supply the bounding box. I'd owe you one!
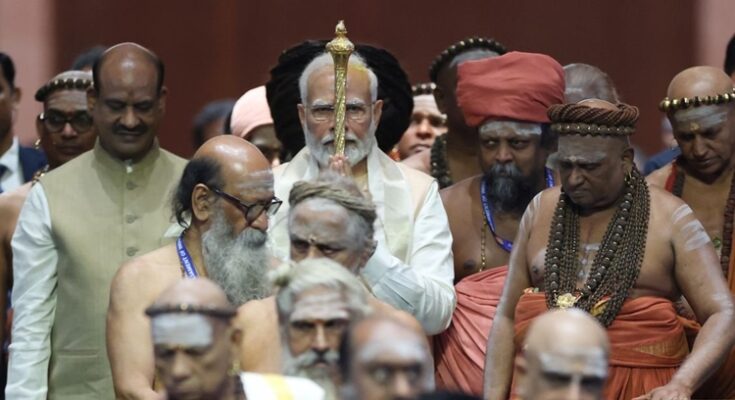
[269,51,455,335]
[7,43,187,400]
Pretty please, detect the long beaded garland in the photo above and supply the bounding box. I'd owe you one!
[667,158,735,278]
[544,168,650,327]
[428,37,507,83]
[430,134,453,189]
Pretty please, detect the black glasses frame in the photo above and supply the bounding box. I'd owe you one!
[39,111,93,133]
[210,187,282,224]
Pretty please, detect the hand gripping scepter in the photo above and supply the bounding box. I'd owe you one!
[325,20,354,157]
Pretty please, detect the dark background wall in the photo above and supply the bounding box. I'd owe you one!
[53,0,695,157]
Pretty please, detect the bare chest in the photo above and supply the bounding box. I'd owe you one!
[449,197,518,283]
[681,183,730,247]
[525,213,677,298]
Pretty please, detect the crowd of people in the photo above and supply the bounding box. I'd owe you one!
[0,27,734,400]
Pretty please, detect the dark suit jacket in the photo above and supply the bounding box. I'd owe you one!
[18,146,47,183]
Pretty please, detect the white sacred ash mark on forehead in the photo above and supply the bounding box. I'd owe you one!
[151,314,214,347]
[673,105,728,132]
[290,290,350,322]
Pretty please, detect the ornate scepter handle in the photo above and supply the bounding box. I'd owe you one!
[326,20,354,157]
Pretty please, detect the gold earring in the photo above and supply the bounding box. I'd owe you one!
[228,359,241,376]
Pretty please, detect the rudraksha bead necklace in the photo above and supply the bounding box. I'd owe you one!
[544,168,650,327]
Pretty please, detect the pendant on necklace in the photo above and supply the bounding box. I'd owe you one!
[713,236,723,250]
[556,292,579,309]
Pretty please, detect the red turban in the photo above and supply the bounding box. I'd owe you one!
[456,51,564,127]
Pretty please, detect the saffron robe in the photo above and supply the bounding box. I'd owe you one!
[513,293,689,400]
[434,266,508,395]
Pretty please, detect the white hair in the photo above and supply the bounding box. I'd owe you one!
[288,197,374,253]
[299,52,379,104]
[201,206,270,305]
[272,258,371,325]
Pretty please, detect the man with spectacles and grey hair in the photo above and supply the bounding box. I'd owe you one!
[106,135,279,399]
[269,47,455,336]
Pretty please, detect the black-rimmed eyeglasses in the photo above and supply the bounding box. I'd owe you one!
[307,102,374,123]
[210,187,282,224]
[39,111,93,133]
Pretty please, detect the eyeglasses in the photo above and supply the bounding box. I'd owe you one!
[39,111,93,133]
[210,187,282,224]
[308,102,373,123]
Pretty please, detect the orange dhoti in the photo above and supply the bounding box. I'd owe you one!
[434,266,508,395]
[513,293,689,400]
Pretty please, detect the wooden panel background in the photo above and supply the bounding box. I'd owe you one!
[52,0,696,157]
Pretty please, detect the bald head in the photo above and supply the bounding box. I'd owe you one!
[345,316,432,399]
[93,42,164,94]
[193,135,270,179]
[152,277,232,310]
[564,63,619,104]
[518,309,609,400]
[349,316,429,360]
[525,309,609,355]
[148,278,241,399]
[663,67,735,182]
[174,134,275,228]
[667,66,734,100]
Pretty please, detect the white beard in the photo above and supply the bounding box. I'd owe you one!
[303,120,377,168]
[282,346,340,400]
[201,207,271,305]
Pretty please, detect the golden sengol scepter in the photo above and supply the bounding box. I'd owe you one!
[325,20,354,156]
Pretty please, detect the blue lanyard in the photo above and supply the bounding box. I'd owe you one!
[481,167,555,253]
[176,233,199,278]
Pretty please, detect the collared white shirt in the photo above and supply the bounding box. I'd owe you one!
[0,138,23,192]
